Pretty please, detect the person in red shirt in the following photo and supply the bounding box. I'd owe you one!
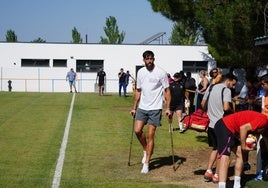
[214,110,268,188]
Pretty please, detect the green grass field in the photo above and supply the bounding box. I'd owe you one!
[0,92,267,188]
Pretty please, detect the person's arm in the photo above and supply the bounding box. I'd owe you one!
[199,78,209,93]
[96,74,98,83]
[240,123,253,151]
[164,87,171,117]
[130,88,141,117]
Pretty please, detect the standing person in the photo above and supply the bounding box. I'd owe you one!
[125,70,135,94]
[210,68,222,85]
[96,67,106,96]
[130,50,171,174]
[201,73,237,183]
[184,72,196,114]
[214,110,268,188]
[196,70,209,110]
[66,68,77,93]
[118,68,127,97]
[169,72,189,133]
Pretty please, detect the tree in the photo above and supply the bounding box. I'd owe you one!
[72,27,82,43]
[31,37,46,43]
[100,16,125,44]
[170,19,199,45]
[148,0,268,69]
[6,29,17,42]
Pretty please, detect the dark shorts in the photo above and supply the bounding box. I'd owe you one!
[207,127,217,149]
[98,81,104,86]
[214,119,240,157]
[135,108,162,126]
[170,103,184,112]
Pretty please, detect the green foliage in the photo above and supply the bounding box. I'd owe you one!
[31,37,46,43]
[148,0,268,68]
[5,29,17,42]
[100,16,125,44]
[72,27,83,43]
[170,20,199,45]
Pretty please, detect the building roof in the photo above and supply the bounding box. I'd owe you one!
[254,35,268,46]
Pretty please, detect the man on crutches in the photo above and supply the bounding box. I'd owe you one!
[130,50,171,174]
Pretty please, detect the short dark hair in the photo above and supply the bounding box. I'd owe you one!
[261,73,268,84]
[142,50,154,59]
[221,73,237,82]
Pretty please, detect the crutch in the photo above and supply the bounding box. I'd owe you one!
[169,117,176,171]
[128,117,135,166]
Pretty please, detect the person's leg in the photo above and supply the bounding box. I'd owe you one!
[233,145,243,188]
[134,120,147,151]
[175,109,184,132]
[73,82,77,92]
[145,124,157,164]
[204,149,217,181]
[218,155,230,186]
[69,81,73,92]
[123,82,127,96]
[119,83,122,96]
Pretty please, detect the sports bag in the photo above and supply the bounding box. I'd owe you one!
[181,109,209,132]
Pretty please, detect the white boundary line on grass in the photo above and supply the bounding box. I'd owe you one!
[52,93,76,188]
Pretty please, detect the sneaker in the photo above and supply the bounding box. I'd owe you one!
[179,129,186,133]
[212,174,219,183]
[254,170,263,181]
[204,171,213,182]
[141,163,149,174]
[243,162,251,171]
[142,151,146,164]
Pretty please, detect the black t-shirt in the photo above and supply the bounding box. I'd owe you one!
[170,81,185,105]
[97,71,106,83]
[118,72,126,83]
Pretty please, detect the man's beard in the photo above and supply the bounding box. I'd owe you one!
[145,62,154,71]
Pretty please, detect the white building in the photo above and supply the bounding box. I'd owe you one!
[0,42,215,93]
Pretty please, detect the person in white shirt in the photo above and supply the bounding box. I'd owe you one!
[130,50,171,174]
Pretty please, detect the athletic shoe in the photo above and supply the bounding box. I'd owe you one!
[204,171,213,182]
[254,170,263,181]
[142,151,146,164]
[141,163,149,174]
[179,128,186,133]
[212,174,219,184]
[243,162,251,171]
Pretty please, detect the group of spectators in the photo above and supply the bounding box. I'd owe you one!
[128,50,268,188]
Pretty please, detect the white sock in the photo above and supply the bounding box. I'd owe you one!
[206,169,212,174]
[218,182,226,188]
[141,163,149,174]
[142,150,146,164]
[233,176,241,188]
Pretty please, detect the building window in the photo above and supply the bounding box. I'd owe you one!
[183,61,208,73]
[53,59,67,67]
[76,60,104,73]
[21,59,49,67]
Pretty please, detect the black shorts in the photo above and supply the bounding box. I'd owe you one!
[207,127,217,149]
[170,103,184,112]
[214,119,240,157]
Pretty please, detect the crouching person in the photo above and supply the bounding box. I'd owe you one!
[214,110,268,188]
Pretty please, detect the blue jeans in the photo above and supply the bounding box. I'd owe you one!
[119,82,126,96]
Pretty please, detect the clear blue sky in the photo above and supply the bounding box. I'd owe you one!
[0,0,174,44]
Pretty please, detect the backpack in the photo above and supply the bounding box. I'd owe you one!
[181,109,209,132]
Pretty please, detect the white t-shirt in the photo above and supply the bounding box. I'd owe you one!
[137,65,169,110]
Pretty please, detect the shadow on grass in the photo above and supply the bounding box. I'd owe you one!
[195,135,208,143]
[149,155,187,171]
